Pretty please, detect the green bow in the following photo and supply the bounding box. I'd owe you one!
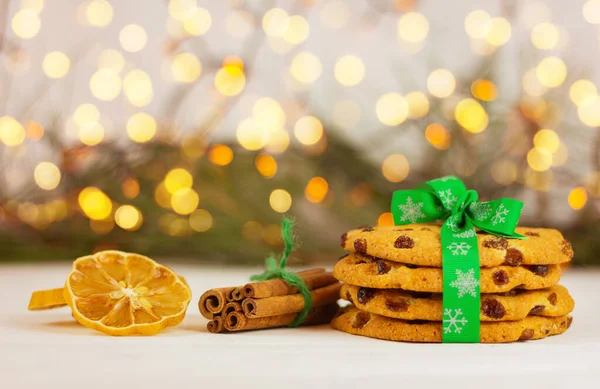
[391,176,524,342]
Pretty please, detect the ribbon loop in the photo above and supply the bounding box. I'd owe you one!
[391,176,524,342]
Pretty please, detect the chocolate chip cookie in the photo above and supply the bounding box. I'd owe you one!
[340,225,573,267]
[334,254,562,293]
[340,284,574,321]
[332,305,572,343]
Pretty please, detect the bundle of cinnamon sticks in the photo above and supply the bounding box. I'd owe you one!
[199,268,341,333]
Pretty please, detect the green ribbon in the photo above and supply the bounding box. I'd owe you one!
[250,217,312,327]
[391,176,524,343]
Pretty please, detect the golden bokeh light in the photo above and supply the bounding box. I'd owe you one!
[168,0,197,21]
[181,135,206,159]
[294,116,323,145]
[189,209,213,232]
[320,0,350,29]
[255,154,278,179]
[332,100,361,129]
[127,112,157,143]
[115,205,143,231]
[122,178,140,199]
[471,79,497,101]
[119,24,147,53]
[0,116,26,147]
[531,22,559,50]
[334,55,365,87]
[21,0,44,13]
[42,51,70,79]
[381,154,410,183]
[464,10,491,39]
[522,68,547,97]
[214,66,246,96]
[12,10,41,39]
[583,0,600,24]
[376,93,408,126]
[552,142,569,166]
[182,8,212,36]
[98,49,125,72]
[491,159,518,185]
[527,147,553,172]
[253,97,286,131]
[25,120,44,140]
[269,189,292,213]
[263,224,283,246]
[283,15,310,44]
[237,118,269,150]
[577,97,600,127]
[533,129,560,153]
[242,220,264,241]
[569,79,597,106]
[86,0,113,27]
[165,168,193,194]
[427,69,456,98]
[305,177,329,204]
[262,8,289,37]
[90,69,122,101]
[536,57,567,88]
[78,187,112,220]
[397,12,429,43]
[377,212,394,227]
[90,219,114,235]
[454,98,489,133]
[289,52,322,84]
[568,187,588,210]
[265,130,290,154]
[208,144,234,166]
[171,52,202,83]
[425,123,451,150]
[154,182,172,209]
[486,17,511,47]
[78,122,104,146]
[73,103,100,126]
[123,69,153,106]
[405,91,430,119]
[34,162,61,191]
[171,188,199,215]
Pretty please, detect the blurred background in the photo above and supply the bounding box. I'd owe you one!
[0,0,599,265]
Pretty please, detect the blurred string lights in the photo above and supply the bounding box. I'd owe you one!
[1,0,600,252]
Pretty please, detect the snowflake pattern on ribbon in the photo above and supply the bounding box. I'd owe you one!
[468,202,492,221]
[397,197,426,223]
[443,308,468,334]
[438,189,457,209]
[449,268,479,298]
[453,229,476,239]
[447,241,471,255]
[445,215,460,232]
[491,204,509,225]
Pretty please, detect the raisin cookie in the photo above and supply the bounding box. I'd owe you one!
[340,284,574,321]
[334,254,562,293]
[341,225,573,268]
[332,306,572,343]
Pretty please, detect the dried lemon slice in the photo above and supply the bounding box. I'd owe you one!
[28,288,67,310]
[30,250,191,336]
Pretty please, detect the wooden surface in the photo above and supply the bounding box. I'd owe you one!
[1,262,599,389]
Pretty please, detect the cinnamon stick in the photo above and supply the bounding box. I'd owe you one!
[207,316,224,333]
[199,287,233,319]
[223,301,242,317]
[227,287,244,302]
[242,268,336,299]
[242,282,341,318]
[224,303,338,332]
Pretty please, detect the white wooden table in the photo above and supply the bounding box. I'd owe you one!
[1,262,599,389]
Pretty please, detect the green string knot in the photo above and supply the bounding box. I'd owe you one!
[250,217,312,327]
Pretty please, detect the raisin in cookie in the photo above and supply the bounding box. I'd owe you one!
[334,254,562,293]
[340,284,574,321]
[332,305,572,343]
[340,225,573,268]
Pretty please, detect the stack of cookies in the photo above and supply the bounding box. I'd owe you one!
[332,225,575,343]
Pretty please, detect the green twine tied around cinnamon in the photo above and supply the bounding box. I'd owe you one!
[250,217,312,327]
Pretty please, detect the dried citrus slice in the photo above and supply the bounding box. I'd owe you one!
[28,250,192,336]
[28,288,68,310]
